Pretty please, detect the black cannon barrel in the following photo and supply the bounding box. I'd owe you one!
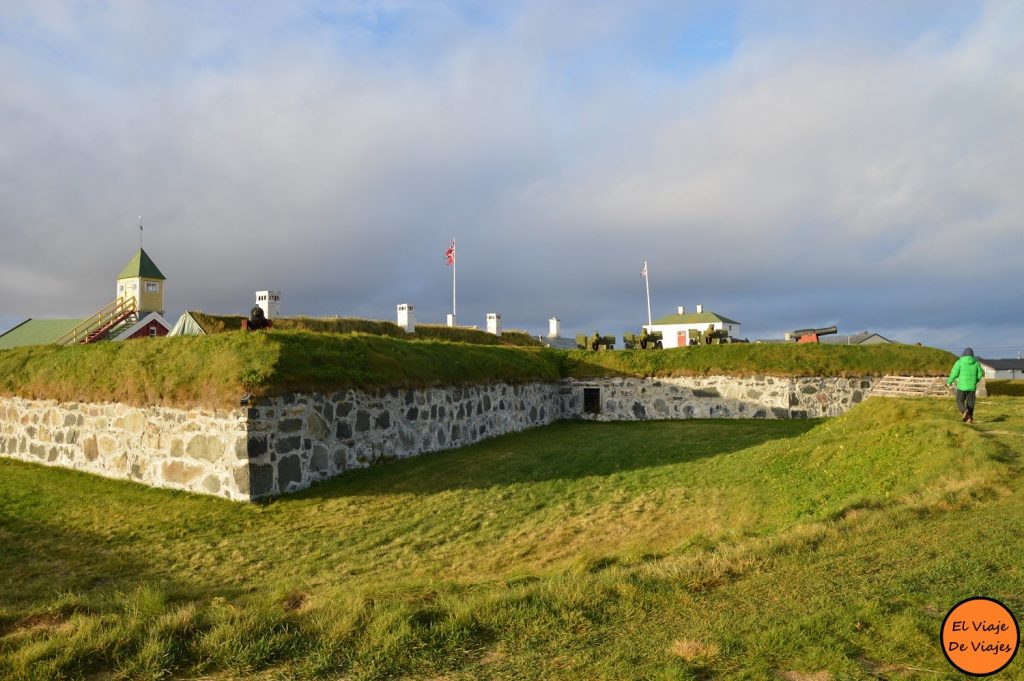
[790,325,838,337]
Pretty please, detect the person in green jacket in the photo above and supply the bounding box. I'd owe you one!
[947,347,985,424]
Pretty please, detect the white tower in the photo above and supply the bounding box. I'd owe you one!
[548,317,561,338]
[255,291,281,319]
[397,304,416,333]
[487,313,502,336]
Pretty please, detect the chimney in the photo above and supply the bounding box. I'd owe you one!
[696,304,703,314]
[487,313,502,336]
[396,303,415,333]
[446,313,455,328]
[677,306,685,315]
[548,317,561,338]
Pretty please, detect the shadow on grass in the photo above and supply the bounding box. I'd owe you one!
[291,418,819,500]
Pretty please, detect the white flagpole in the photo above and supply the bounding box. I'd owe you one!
[643,260,652,327]
[452,238,457,326]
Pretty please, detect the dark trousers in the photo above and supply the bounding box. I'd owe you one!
[956,389,976,417]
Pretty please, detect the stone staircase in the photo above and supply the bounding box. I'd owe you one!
[869,375,951,398]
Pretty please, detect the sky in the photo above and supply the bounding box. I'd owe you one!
[1,1,1021,356]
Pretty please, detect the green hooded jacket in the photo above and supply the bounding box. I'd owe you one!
[947,355,984,391]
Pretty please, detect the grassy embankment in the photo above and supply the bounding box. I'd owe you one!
[188,311,543,347]
[988,379,1024,397]
[1,396,1022,679]
[0,332,953,410]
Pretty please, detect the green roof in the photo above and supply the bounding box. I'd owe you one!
[117,248,166,280]
[650,311,741,326]
[0,319,84,350]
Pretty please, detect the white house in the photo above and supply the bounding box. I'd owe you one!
[643,305,741,349]
[978,358,1024,379]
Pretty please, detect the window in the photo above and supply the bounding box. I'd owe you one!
[583,387,601,414]
[145,282,159,293]
[149,327,157,337]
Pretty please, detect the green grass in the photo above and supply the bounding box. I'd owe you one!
[987,379,1024,397]
[189,312,542,347]
[0,332,566,409]
[0,333,952,410]
[565,342,955,379]
[2,397,1022,679]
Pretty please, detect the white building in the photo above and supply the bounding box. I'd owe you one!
[397,304,416,333]
[255,291,281,319]
[643,305,741,349]
[486,313,502,336]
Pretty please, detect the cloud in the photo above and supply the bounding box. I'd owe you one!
[0,1,1020,353]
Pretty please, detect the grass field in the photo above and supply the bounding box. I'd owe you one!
[988,379,1024,397]
[2,396,1022,679]
[0,333,953,410]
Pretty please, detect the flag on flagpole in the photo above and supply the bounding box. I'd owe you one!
[641,261,648,278]
[445,240,456,266]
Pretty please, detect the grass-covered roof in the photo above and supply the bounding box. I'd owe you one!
[0,330,955,409]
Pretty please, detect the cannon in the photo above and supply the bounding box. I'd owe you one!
[787,325,838,344]
[576,331,616,351]
[687,324,733,345]
[243,305,271,332]
[623,329,663,350]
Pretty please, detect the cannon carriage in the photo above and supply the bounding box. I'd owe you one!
[576,331,616,351]
[623,329,663,350]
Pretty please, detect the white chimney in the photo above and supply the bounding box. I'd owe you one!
[548,317,561,338]
[677,306,685,315]
[446,313,455,328]
[696,304,703,314]
[487,313,502,336]
[255,290,281,319]
[397,304,415,333]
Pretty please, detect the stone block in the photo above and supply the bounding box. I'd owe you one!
[247,436,268,458]
[275,436,301,454]
[161,460,204,485]
[355,410,371,432]
[83,435,99,461]
[248,464,274,498]
[187,435,226,462]
[279,418,303,433]
[278,455,302,491]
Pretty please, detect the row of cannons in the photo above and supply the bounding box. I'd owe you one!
[575,325,751,351]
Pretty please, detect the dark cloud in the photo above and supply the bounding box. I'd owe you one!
[0,1,1020,354]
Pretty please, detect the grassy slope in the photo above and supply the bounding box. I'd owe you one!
[988,379,1024,397]
[0,332,566,409]
[566,342,955,379]
[0,333,952,410]
[1,397,1022,679]
[189,312,542,347]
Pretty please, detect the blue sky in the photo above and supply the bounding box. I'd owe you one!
[0,1,1021,356]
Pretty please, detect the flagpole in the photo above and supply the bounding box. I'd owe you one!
[643,260,652,327]
[452,238,457,326]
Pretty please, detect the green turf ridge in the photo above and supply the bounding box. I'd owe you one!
[188,311,543,347]
[987,379,1024,397]
[0,332,955,409]
[1,397,1021,679]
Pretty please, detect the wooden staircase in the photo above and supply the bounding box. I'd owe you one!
[869,375,950,398]
[55,297,138,345]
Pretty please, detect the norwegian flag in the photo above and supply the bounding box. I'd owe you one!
[445,240,456,266]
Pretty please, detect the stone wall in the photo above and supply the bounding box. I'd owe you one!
[567,376,873,421]
[244,383,570,497]
[0,375,876,501]
[0,396,250,500]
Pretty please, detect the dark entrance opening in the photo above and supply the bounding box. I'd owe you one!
[583,387,601,414]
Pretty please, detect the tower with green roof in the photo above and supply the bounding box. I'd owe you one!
[116,248,166,316]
